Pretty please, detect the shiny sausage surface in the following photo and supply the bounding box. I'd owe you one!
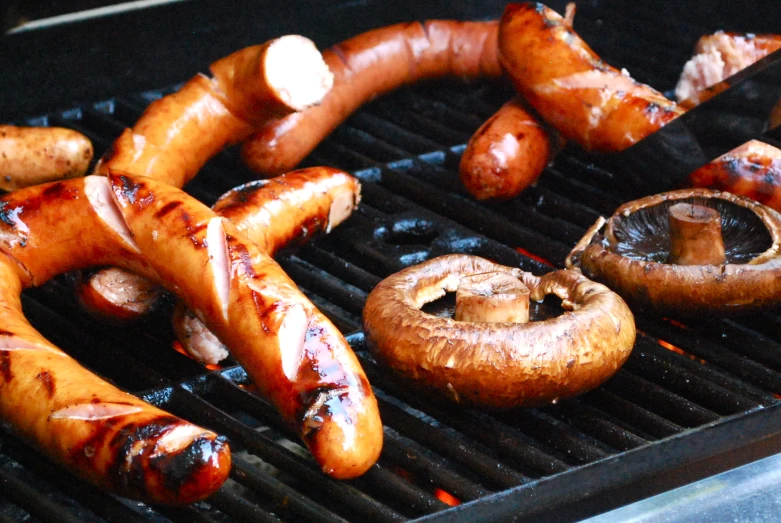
[240,20,502,176]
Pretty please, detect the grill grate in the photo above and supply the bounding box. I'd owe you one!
[4,1,781,521]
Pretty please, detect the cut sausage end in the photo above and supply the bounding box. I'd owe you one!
[279,304,308,381]
[266,35,334,112]
[49,402,144,421]
[77,268,164,322]
[172,303,230,365]
[455,272,531,323]
[667,203,726,265]
[326,187,359,233]
[85,176,140,253]
[206,218,230,322]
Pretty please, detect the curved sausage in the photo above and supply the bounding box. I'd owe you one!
[107,172,381,479]
[79,167,360,324]
[176,167,361,364]
[363,254,635,407]
[94,35,333,186]
[240,20,502,177]
[80,35,333,320]
[0,178,230,505]
[459,96,556,200]
[1,172,382,481]
[0,125,93,191]
[498,3,683,153]
[499,3,781,211]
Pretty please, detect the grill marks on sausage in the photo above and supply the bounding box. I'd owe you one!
[155,201,183,219]
[36,371,55,397]
[0,352,11,382]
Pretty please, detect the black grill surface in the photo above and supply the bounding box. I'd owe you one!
[3,1,781,522]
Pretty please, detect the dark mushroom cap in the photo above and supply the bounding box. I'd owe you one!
[566,189,781,317]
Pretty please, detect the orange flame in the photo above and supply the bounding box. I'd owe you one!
[515,247,554,267]
[172,341,222,370]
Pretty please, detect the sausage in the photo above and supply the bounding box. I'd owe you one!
[80,35,333,320]
[240,20,502,177]
[0,177,230,504]
[689,140,781,211]
[79,167,360,324]
[107,172,381,479]
[1,172,382,481]
[94,35,333,186]
[675,31,781,107]
[176,167,361,364]
[76,267,166,323]
[498,3,684,153]
[499,3,781,211]
[363,254,635,407]
[459,96,556,200]
[0,125,93,191]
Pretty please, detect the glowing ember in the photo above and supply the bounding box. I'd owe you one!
[515,247,554,267]
[434,488,461,507]
[172,341,223,370]
[656,340,707,365]
[664,318,689,329]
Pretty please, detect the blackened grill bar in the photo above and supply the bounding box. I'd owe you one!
[3,0,781,521]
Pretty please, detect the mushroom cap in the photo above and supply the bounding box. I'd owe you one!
[566,188,781,317]
[363,254,635,408]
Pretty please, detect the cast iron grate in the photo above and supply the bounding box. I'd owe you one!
[5,2,781,522]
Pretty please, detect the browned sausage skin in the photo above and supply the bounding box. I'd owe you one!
[499,3,781,211]
[79,35,333,320]
[498,3,683,153]
[106,172,382,479]
[240,20,502,177]
[0,172,381,483]
[459,96,555,200]
[0,125,93,191]
[94,35,333,185]
[177,167,361,364]
[0,177,230,505]
[79,167,361,325]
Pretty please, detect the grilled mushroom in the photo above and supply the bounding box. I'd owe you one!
[362,254,635,408]
[566,188,781,317]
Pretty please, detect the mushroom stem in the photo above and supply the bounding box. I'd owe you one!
[455,272,530,323]
[668,203,726,265]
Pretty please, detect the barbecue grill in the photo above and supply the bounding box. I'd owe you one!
[2,0,781,521]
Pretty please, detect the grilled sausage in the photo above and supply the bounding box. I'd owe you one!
[1,172,381,482]
[176,167,361,364]
[0,125,93,191]
[459,96,555,200]
[499,3,781,211]
[0,177,230,505]
[107,172,381,479]
[240,20,502,177]
[94,35,333,186]
[498,3,684,153]
[79,167,360,325]
[80,35,333,320]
